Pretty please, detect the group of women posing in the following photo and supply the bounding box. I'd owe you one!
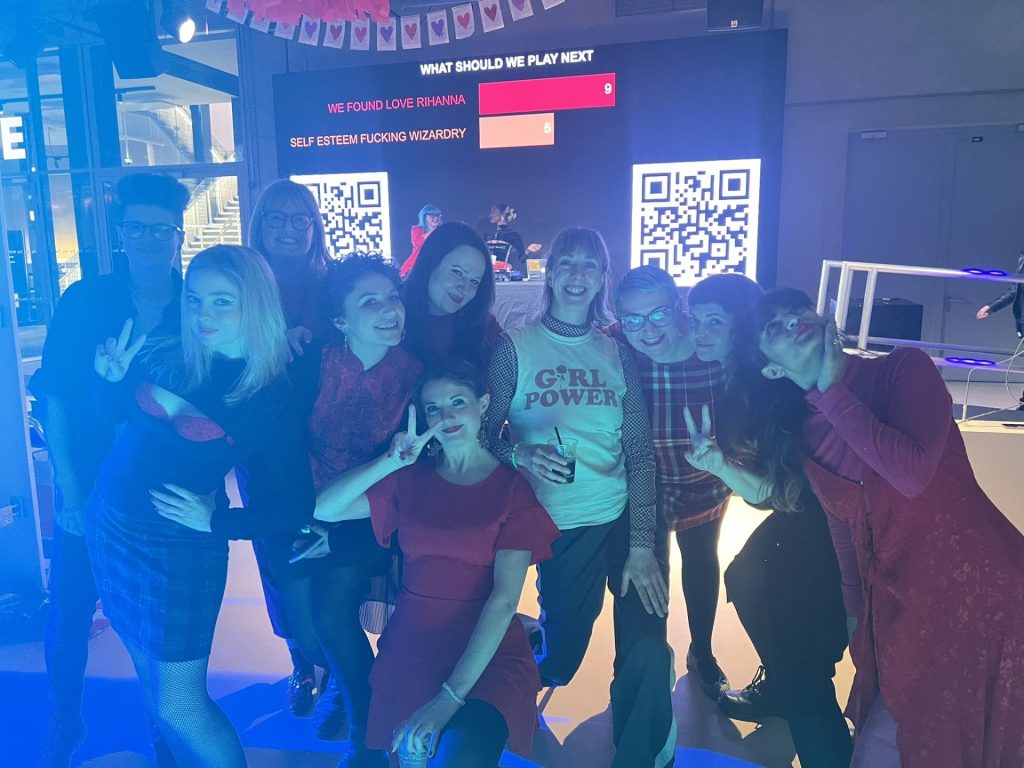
[80,176,1021,768]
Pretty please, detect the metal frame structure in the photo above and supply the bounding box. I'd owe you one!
[817,259,1024,360]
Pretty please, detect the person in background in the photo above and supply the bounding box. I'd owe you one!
[32,173,189,768]
[976,250,1024,409]
[314,360,559,768]
[754,287,1024,768]
[611,265,731,701]
[86,245,315,768]
[484,227,674,768]
[685,274,852,768]
[403,221,502,369]
[400,204,442,279]
[247,179,335,724]
[284,255,422,768]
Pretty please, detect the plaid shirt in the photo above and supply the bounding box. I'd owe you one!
[633,350,732,530]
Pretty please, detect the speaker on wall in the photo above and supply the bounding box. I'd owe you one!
[707,0,764,31]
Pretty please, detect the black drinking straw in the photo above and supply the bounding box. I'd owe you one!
[554,426,564,445]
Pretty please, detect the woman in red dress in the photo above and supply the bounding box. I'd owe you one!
[313,360,559,766]
[753,288,1024,768]
[400,204,442,279]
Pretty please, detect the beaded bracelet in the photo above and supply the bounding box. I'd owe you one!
[441,681,466,707]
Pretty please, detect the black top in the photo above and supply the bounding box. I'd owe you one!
[987,252,1024,337]
[95,351,315,547]
[30,271,181,487]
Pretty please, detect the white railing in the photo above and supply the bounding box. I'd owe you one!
[817,260,1024,422]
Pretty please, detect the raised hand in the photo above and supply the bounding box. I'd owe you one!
[816,314,847,394]
[94,319,147,382]
[285,325,313,360]
[387,404,445,467]
[683,405,726,476]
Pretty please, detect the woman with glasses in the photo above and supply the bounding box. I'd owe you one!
[246,180,336,725]
[400,203,442,279]
[610,265,731,701]
[86,245,315,768]
[403,222,502,369]
[484,228,674,768]
[250,179,331,357]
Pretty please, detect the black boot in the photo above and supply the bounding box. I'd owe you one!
[718,666,785,722]
[686,645,729,701]
[314,670,348,740]
[335,728,389,768]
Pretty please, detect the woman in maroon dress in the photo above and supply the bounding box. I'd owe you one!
[402,221,502,369]
[753,288,1024,768]
[313,360,559,766]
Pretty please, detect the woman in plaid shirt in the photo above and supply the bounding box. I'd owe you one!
[612,265,732,701]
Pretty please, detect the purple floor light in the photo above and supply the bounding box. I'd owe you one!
[945,356,997,367]
[961,267,1008,277]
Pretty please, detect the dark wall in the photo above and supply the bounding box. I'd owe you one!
[272,31,786,282]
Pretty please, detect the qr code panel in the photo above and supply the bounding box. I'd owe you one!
[291,172,392,260]
[631,159,761,287]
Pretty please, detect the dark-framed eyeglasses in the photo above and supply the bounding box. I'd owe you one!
[618,305,676,333]
[263,210,314,230]
[118,221,183,241]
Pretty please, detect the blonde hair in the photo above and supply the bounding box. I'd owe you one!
[249,179,329,279]
[178,245,288,405]
[542,227,614,326]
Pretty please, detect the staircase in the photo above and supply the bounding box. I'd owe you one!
[181,176,242,269]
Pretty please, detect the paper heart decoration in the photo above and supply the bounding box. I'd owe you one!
[404,22,418,39]
[304,20,318,36]
[355,26,367,42]
[329,23,343,40]
[457,12,471,29]
[431,19,445,36]
[512,0,526,9]
[484,4,498,21]
[380,25,394,41]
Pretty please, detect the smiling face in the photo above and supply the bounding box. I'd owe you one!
[426,246,487,316]
[420,378,490,449]
[687,303,738,364]
[546,248,606,318]
[424,213,442,232]
[617,288,685,362]
[335,273,405,354]
[186,268,244,358]
[259,195,315,266]
[120,204,183,277]
[758,305,825,378]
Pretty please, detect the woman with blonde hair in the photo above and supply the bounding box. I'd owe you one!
[85,245,315,767]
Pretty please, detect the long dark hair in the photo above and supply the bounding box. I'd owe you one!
[403,221,495,366]
[717,284,818,514]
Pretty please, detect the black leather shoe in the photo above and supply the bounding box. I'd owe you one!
[334,731,389,768]
[718,666,785,722]
[686,646,729,701]
[287,667,317,717]
[314,672,348,740]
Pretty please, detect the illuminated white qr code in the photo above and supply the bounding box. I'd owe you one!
[291,172,392,260]
[631,159,761,287]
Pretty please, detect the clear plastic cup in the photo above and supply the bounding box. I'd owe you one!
[397,736,430,767]
[548,438,578,483]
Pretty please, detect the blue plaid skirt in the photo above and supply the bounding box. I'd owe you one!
[86,491,229,661]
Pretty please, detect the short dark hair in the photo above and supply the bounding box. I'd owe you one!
[419,358,487,401]
[115,173,190,227]
[687,273,763,318]
[322,254,401,324]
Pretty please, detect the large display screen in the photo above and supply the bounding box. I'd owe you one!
[273,31,786,285]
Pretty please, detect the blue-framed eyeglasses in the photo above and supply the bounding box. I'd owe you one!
[618,305,676,333]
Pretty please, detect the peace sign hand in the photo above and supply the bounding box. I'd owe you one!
[95,319,147,383]
[387,404,445,468]
[683,405,726,476]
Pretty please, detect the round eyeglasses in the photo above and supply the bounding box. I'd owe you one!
[118,222,183,241]
[263,211,314,230]
[618,306,676,333]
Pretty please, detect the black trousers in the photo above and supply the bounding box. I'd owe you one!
[725,505,853,768]
[537,513,674,768]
